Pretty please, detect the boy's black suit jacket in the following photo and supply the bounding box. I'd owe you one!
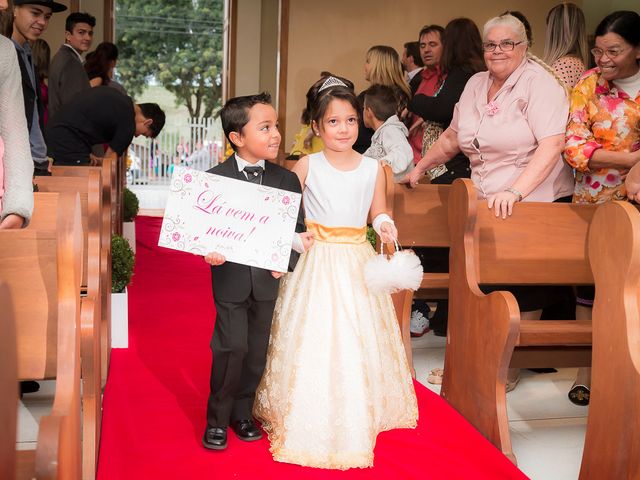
[206,155,305,303]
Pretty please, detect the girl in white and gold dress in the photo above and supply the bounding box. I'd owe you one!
[254,77,418,470]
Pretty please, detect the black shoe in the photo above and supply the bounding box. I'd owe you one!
[432,328,447,337]
[568,384,590,406]
[231,419,262,441]
[19,381,40,397]
[528,368,558,374]
[202,426,228,450]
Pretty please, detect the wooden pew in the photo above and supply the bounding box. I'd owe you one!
[32,174,104,479]
[0,284,18,480]
[580,201,640,478]
[34,172,102,289]
[0,192,90,480]
[52,155,116,384]
[382,164,450,375]
[443,178,595,464]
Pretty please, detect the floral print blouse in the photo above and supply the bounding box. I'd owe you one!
[564,67,640,204]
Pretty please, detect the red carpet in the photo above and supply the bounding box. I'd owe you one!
[97,216,528,479]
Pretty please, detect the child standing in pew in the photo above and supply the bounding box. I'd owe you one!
[254,76,418,470]
[201,93,311,451]
[363,84,414,182]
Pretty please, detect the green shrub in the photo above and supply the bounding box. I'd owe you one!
[112,234,135,293]
[123,188,140,222]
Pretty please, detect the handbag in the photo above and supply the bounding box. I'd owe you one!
[421,120,447,181]
[364,240,423,295]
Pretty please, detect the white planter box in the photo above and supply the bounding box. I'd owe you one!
[123,221,136,254]
[111,288,129,348]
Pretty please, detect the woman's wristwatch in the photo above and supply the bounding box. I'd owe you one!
[505,187,523,201]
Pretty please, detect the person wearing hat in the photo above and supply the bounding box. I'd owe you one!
[10,0,66,176]
[48,12,95,119]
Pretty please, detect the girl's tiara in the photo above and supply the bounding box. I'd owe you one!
[318,76,348,92]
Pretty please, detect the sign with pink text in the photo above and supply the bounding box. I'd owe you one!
[159,167,301,272]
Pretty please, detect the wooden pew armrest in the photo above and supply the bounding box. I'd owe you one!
[518,320,592,346]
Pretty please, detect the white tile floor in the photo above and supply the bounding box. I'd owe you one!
[412,332,587,480]
[17,336,587,479]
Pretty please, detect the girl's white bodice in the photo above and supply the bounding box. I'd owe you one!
[303,152,378,228]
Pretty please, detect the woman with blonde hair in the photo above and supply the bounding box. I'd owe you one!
[364,45,411,106]
[543,2,589,88]
[355,45,411,152]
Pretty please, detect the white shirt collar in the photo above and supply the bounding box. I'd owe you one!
[235,154,265,174]
[407,67,423,81]
[63,44,85,64]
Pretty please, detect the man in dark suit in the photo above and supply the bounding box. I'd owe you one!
[48,11,95,119]
[11,0,67,175]
[402,41,424,95]
[202,93,312,451]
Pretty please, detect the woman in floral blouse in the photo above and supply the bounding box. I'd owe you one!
[563,10,640,405]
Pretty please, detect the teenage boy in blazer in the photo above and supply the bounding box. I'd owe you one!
[202,92,313,450]
[11,0,67,175]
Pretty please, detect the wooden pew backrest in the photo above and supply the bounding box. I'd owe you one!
[0,284,17,480]
[581,201,640,479]
[473,195,595,285]
[33,172,102,290]
[0,192,83,479]
[392,183,450,248]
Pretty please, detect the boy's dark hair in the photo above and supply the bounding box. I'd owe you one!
[363,84,398,122]
[138,103,166,138]
[65,12,96,33]
[403,41,424,67]
[220,92,272,152]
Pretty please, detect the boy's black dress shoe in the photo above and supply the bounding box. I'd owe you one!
[231,419,262,441]
[202,427,227,450]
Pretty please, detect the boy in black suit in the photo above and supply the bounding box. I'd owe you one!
[202,93,313,450]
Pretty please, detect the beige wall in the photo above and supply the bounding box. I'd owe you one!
[283,0,576,148]
[582,0,640,33]
[234,0,279,97]
[81,0,106,44]
[235,0,263,94]
[259,0,278,98]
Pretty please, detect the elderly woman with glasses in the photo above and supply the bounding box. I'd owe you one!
[404,15,575,377]
[405,13,574,218]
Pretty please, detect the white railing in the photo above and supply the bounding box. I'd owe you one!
[127,117,225,185]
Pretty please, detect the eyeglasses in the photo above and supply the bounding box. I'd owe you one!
[482,40,525,52]
[591,47,627,59]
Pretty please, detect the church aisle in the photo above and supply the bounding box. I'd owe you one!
[97,216,527,479]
